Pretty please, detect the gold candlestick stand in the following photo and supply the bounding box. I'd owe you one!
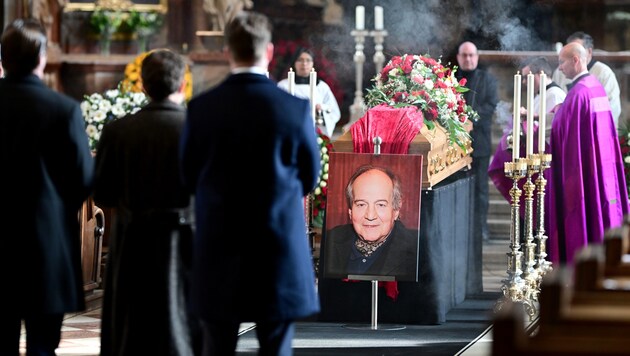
[495,158,535,319]
[534,153,553,281]
[520,154,541,315]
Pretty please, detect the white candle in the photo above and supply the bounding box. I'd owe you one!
[309,68,317,122]
[538,72,547,153]
[288,68,295,96]
[374,6,384,30]
[355,6,365,30]
[526,73,535,156]
[512,72,521,161]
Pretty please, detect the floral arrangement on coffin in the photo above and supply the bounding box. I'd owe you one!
[311,128,334,228]
[121,51,194,102]
[81,82,148,150]
[364,54,478,149]
[618,128,630,196]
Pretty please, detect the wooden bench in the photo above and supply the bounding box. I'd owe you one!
[604,223,630,277]
[492,268,630,355]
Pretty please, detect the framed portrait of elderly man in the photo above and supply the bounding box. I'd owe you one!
[321,152,423,282]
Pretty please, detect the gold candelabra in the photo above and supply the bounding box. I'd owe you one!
[534,153,553,281]
[495,158,536,319]
[520,154,541,311]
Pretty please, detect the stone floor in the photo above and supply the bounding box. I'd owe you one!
[18,237,513,356]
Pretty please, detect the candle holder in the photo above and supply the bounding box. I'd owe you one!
[369,29,388,74]
[534,153,553,281]
[495,159,536,320]
[348,29,369,128]
[520,154,541,307]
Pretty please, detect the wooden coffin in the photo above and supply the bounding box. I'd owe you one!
[333,121,473,189]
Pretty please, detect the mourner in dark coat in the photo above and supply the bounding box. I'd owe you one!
[179,11,321,356]
[455,40,498,294]
[0,19,94,356]
[93,49,197,356]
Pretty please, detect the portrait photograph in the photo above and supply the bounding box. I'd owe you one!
[321,152,423,282]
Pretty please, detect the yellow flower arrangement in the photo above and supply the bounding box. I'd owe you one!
[121,51,193,101]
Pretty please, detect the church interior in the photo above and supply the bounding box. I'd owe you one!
[5,0,630,354]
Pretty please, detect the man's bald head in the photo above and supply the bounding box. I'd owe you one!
[456,41,479,72]
[558,42,587,80]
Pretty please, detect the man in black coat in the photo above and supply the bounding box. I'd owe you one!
[0,19,94,356]
[93,49,197,356]
[455,41,498,294]
[179,11,321,356]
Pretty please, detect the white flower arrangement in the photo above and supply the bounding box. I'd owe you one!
[311,128,333,227]
[81,83,148,150]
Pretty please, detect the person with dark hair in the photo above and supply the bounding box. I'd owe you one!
[0,18,94,356]
[93,49,198,356]
[277,47,341,137]
[323,165,419,282]
[180,11,321,356]
[552,31,621,127]
[548,42,629,265]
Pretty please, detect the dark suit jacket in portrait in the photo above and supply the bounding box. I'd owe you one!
[0,74,94,314]
[323,220,419,282]
[180,72,321,323]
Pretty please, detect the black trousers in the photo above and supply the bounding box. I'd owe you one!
[472,155,490,241]
[200,320,295,356]
[0,313,64,356]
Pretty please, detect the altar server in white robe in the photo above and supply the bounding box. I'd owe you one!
[277,47,341,138]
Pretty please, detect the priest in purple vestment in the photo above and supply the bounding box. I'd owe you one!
[548,42,629,265]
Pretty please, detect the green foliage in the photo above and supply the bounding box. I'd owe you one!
[125,10,164,34]
[90,9,124,35]
[89,9,164,37]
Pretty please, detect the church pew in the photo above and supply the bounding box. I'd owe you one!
[603,222,630,277]
[570,243,630,306]
[492,300,630,355]
[492,268,630,355]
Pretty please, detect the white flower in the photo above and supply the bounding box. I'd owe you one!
[625,156,630,164]
[81,83,148,150]
[86,124,98,137]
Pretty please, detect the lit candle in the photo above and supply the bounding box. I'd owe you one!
[374,6,384,30]
[526,72,535,156]
[309,68,317,122]
[355,6,365,30]
[288,68,295,96]
[512,72,521,161]
[538,72,547,153]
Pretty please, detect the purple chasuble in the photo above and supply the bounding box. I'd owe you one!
[548,74,629,265]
